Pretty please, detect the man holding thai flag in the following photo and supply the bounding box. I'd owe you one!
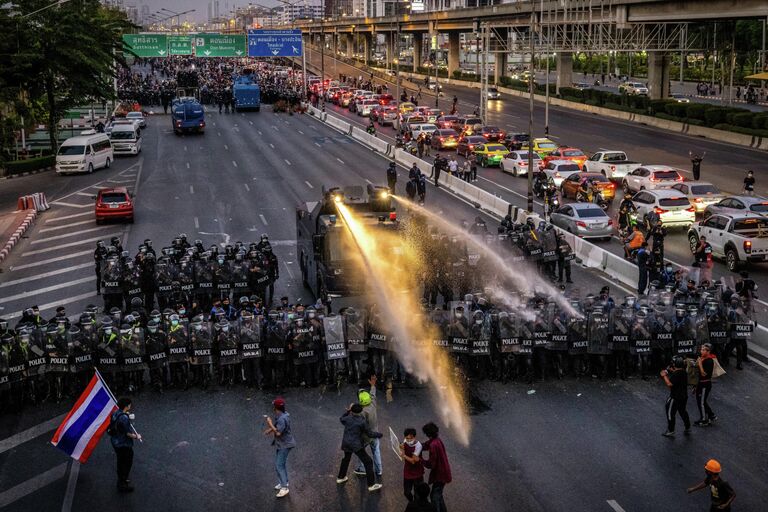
[51,370,142,492]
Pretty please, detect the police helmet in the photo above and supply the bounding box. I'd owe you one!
[268,310,280,321]
[119,324,132,335]
[239,296,250,305]
[144,238,152,247]
[97,240,105,248]
[147,320,159,333]
[261,234,269,242]
[124,314,136,325]
[111,237,120,246]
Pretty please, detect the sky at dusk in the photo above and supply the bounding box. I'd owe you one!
[136,0,307,22]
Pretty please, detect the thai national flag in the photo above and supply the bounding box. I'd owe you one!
[51,372,117,463]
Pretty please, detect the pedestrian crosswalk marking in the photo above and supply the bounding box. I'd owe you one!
[0,263,91,288]
[39,219,93,233]
[31,226,111,244]
[1,291,98,319]
[11,250,91,271]
[51,202,91,209]
[44,211,92,223]
[23,234,121,256]
[0,276,94,304]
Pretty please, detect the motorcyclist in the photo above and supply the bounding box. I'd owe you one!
[577,178,592,202]
[386,162,397,195]
[623,224,645,259]
[533,171,548,197]
[617,193,637,234]
[367,119,376,135]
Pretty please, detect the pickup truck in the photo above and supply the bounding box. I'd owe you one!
[687,213,768,272]
[582,151,642,180]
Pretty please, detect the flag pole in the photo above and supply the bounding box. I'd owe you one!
[95,368,142,442]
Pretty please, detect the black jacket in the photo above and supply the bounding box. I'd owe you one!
[339,411,381,452]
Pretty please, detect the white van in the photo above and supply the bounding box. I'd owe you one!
[109,123,142,155]
[56,130,113,175]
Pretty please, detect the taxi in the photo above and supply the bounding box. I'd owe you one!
[541,146,588,169]
[521,137,558,156]
[398,102,416,113]
[473,143,510,167]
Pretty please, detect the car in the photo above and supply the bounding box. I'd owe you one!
[456,135,487,158]
[582,150,642,180]
[407,123,439,140]
[572,82,592,91]
[618,81,649,95]
[560,172,616,201]
[436,115,460,130]
[339,91,355,107]
[703,195,768,218]
[376,105,399,126]
[357,99,379,117]
[94,187,134,224]
[631,189,695,228]
[479,126,505,142]
[487,87,501,99]
[688,213,768,271]
[473,143,509,167]
[458,117,484,136]
[500,150,542,177]
[125,111,146,129]
[550,203,614,239]
[378,94,394,105]
[503,133,530,151]
[431,129,460,150]
[540,160,582,187]
[670,181,725,215]
[398,102,416,113]
[622,165,683,193]
[670,93,690,103]
[521,137,558,156]
[541,146,588,169]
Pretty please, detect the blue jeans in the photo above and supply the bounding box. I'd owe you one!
[355,438,382,475]
[431,482,447,512]
[275,448,292,488]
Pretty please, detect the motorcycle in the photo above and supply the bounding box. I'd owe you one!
[366,124,376,135]
[617,211,638,238]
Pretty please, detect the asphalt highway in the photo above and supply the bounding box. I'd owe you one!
[0,105,767,511]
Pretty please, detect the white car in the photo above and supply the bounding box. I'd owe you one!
[688,213,768,272]
[670,181,726,215]
[358,99,379,117]
[622,165,683,193]
[487,87,501,99]
[619,82,649,95]
[125,111,146,129]
[704,195,768,218]
[499,150,542,177]
[632,189,695,228]
[540,160,582,187]
[408,123,439,139]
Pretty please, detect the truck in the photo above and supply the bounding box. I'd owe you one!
[687,213,768,272]
[582,150,642,180]
[171,97,205,135]
[296,184,397,302]
[233,69,261,112]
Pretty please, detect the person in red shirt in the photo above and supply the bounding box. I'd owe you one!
[400,428,424,502]
[421,422,452,512]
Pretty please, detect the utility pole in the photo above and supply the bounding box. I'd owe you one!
[527,9,535,214]
[479,23,489,123]
[541,0,549,135]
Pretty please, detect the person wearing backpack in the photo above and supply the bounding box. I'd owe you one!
[109,397,142,492]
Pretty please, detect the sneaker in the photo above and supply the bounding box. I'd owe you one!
[662,431,675,438]
[709,415,718,422]
[353,469,367,476]
[684,429,691,436]
[274,484,282,490]
[367,483,383,492]
[276,488,290,498]
[695,420,711,427]
[336,477,348,484]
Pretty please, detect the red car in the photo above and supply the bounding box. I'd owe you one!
[95,187,134,224]
[378,94,394,105]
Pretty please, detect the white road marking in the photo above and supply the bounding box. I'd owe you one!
[314,142,321,147]
[190,185,194,194]
[258,130,262,135]
[218,132,221,136]
[31,226,110,244]
[39,219,93,233]
[272,125,279,131]
[186,162,190,169]
[51,201,91,209]
[2,292,98,319]
[249,120,253,125]
[62,461,80,512]
[285,159,292,166]
[259,214,268,226]
[305,180,314,188]
[309,125,317,130]
[0,276,95,303]
[244,184,251,191]
[232,161,238,168]
[44,211,92,223]
[31,226,111,245]
[0,463,68,508]
[106,178,134,184]
[23,234,121,256]
[365,178,373,184]
[75,192,94,198]
[11,250,92,270]
[478,176,544,207]
[184,145,188,151]
[283,261,295,280]
[0,263,91,288]
[298,130,304,135]
[0,413,66,454]
[224,144,229,150]
[606,500,626,512]
[269,143,275,149]
[337,157,345,164]
[194,217,200,229]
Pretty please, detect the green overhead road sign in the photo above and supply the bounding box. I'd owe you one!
[168,35,193,56]
[194,34,246,57]
[122,34,168,57]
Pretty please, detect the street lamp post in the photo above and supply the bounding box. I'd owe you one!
[527,9,535,214]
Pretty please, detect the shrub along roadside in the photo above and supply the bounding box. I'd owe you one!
[1,156,55,177]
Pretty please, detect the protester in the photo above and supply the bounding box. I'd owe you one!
[401,427,424,501]
[354,376,382,477]
[263,397,296,498]
[694,344,718,427]
[421,422,451,512]
[690,151,704,181]
[660,356,691,437]
[687,459,736,511]
[405,482,434,512]
[336,403,383,492]
[109,397,141,493]
[743,170,755,196]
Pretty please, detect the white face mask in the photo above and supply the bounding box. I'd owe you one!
[128,413,135,420]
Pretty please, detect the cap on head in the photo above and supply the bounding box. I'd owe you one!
[272,397,285,409]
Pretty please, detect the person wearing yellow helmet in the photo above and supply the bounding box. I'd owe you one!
[687,459,736,511]
[353,375,382,477]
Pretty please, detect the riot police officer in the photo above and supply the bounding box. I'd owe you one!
[94,241,108,295]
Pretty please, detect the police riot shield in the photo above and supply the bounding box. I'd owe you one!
[674,313,697,357]
[167,324,189,363]
[522,229,543,262]
[231,261,251,298]
[46,328,70,374]
[540,229,558,264]
[0,340,8,391]
[630,312,653,356]
[291,323,317,365]
[22,327,46,377]
[217,327,241,366]
[101,258,123,296]
[706,305,728,350]
[729,304,754,344]
[367,307,391,351]
[264,319,289,362]
[239,315,263,359]
[145,331,169,369]
[429,309,451,351]
[469,313,491,356]
[7,335,28,385]
[123,264,143,304]
[587,309,610,355]
[532,306,552,349]
[609,306,633,352]
[69,328,93,374]
[189,323,212,366]
[120,328,146,373]
[497,311,520,354]
[651,303,674,351]
[323,314,347,361]
[344,309,368,353]
[155,260,175,302]
[194,260,214,296]
[448,301,470,354]
[517,317,535,355]
[177,260,195,296]
[548,306,569,351]
[96,328,119,374]
[215,260,233,297]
